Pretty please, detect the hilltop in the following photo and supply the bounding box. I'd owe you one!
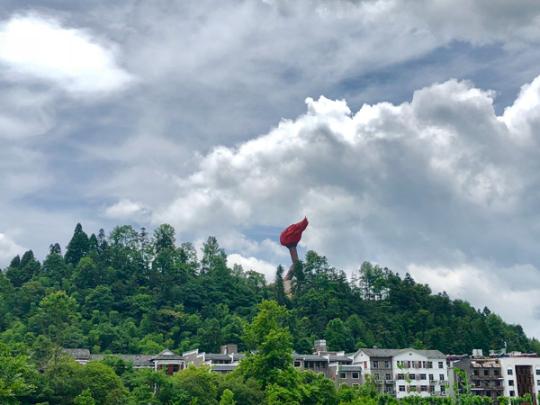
[1,223,538,357]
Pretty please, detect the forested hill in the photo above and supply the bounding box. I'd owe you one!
[1,223,538,357]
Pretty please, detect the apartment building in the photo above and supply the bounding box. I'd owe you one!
[454,350,540,403]
[352,348,449,398]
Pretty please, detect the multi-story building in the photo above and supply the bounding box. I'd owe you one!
[293,340,361,386]
[454,350,540,403]
[352,348,449,398]
[453,356,503,401]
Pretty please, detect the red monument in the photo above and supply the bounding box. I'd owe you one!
[279,216,309,294]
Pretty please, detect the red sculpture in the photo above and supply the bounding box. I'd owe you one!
[280,216,309,247]
[280,217,308,294]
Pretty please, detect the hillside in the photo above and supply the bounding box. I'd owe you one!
[1,223,538,357]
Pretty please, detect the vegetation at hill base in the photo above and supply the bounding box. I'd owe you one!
[0,223,539,404]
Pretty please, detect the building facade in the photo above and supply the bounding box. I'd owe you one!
[454,351,540,403]
[352,348,449,398]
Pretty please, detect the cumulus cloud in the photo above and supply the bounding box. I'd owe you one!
[0,233,24,267]
[154,74,540,336]
[228,253,278,281]
[105,199,149,220]
[0,14,133,94]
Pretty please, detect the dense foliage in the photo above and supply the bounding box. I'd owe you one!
[0,223,539,403]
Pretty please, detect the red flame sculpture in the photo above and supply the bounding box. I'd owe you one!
[280,216,309,248]
[280,217,308,292]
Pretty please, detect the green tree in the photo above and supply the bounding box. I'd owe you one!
[65,223,90,266]
[324,318,354,352]
[0,343,37,404]
[79,362,127,404]
[219,388,236,405]
[73,388,96,405]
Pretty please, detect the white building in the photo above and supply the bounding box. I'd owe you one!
[352,348,449,398]
[498,353,540,399]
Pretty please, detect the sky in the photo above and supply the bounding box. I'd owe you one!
[1,0,540,339]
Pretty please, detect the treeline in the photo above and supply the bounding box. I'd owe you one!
[0,299,536,404]
[1,223,537,358]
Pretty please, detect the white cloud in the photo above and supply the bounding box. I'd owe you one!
[0,233,24,267]
[228,253,277,281]
[105,199,148,220]
[0,14,133,94]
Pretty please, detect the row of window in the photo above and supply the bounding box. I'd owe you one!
[473,369,500,376]
[339,372,360,379]
[395,361,444,369]
[398,385,446,394]
[507,368,540,376]
[395,373,445,381]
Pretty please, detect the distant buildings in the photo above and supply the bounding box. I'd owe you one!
[64,342,540,400]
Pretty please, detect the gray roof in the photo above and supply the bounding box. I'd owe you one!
[151,349,184,361]
[329,355,353,363]
[205,353,232,361]
[63,348,90,360]
[357,348,446,359]
[293,353,329,362]
[94,354,154,367]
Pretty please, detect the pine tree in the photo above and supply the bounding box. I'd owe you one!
[65,223,89,266]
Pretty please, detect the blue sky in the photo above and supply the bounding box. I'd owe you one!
[1,0,540,338]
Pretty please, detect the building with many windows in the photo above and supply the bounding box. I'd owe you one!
[453,350,540,403]
[352,348,449,398]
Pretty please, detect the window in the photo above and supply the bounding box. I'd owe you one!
[430,386,435,393]
[409,386,417,392]
[441,386,446,395]
[406,361,411,368]
[427,361,433,368]
[509,391,515,397]
[494,369,500,376]
[352,372,360,379]
[439,374,445,381]
[294,361,301,367]
[536,369,540,376]
[397,373,404,380]
[438,361,444,368]
[537,380,540,385]
[507,369,513,376]
[397,361,403,368]
[421,385,428,392]
[420,374,427,380]
[384,361,390,368]
[410,374,416,380]
[364,361,368,368]
[429,374,434,381]
[385,373,391,380]
[373,361,379,369]
[508,380,514,386]
[399,385,405,392]
[473,370,479,376]
[484,370,489,376]
[340,372,346,379]
[422,361,426,368]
